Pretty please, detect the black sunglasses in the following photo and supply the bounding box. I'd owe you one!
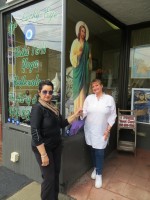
[42,90,53,95]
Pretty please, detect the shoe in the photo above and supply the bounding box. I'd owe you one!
[91,168,96,179]
[95,175,102,188]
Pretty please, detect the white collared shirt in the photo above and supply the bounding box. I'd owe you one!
[82,94,117,149]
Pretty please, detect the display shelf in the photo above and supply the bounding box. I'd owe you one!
[117,109,137,156]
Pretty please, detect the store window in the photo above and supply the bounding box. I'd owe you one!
[128,27,150,124]
[65,0,121,117]
[6,0,62,125]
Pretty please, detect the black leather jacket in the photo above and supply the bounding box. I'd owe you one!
[30,102,69,150]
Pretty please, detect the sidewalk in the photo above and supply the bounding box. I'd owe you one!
[6,182,74,200]
[0,164,74,200]
[1,148,150,200]
[6,182,40,200]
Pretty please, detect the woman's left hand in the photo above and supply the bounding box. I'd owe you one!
[41,155,49,167]
[103,130,110,141]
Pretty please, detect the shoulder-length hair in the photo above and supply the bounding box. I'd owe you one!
[78,25,86,41]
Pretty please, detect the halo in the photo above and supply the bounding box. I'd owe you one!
[75,21,89,41]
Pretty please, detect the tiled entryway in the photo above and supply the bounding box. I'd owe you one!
[67,149,150,200]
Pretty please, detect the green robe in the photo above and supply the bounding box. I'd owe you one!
[73,41,89,100]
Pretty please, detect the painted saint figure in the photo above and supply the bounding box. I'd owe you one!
[134,91,149,123]
[70,21,92,113]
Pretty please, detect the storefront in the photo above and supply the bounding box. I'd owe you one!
[0,0,149,192]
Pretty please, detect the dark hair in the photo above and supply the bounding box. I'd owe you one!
[91,78,103,85]
[26,90,29,95]
[139,91,145,96]
[38,80,54,91]
[78,25,86,40]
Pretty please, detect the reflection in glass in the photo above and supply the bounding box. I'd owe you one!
[6,0,62,125]
[128,28,150,116]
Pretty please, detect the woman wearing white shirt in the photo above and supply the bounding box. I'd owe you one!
[81,79,116,188]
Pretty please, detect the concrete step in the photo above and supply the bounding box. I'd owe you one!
[6,182,75,200]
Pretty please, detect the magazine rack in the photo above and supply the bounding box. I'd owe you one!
[117,109,137,156]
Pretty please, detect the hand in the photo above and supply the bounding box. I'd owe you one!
[78,47,83,56]
[41,155,49,167]
[103,130,110,141]
[75,108,83,117]
[67,108,83,124]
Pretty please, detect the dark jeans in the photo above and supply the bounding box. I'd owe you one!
[90,146,104,175]
[32,144,62,200]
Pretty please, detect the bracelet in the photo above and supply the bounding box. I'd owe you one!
[41,153,47,158]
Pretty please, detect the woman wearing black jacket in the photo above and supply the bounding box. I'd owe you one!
[30,80,81,200]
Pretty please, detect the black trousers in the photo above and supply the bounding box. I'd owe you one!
[32,144,62,200]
